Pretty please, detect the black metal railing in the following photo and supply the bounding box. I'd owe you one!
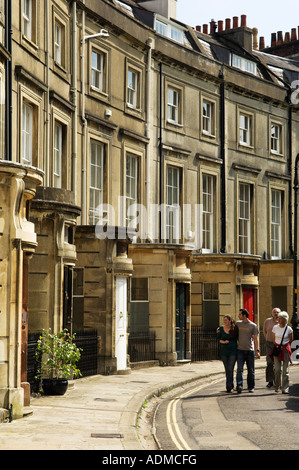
[128,331,156,363]
[27,332,42,393]
[27,329,98,392]
[191,328,220,362]
[73,329,98,377]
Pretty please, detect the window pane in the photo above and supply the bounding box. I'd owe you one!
[131,278,148,301]
[89,141,104,224]
[239,183,250,253]
[202,174,213,251]
[54,122,62,188]
[271,189,281,258]
[22,102,33,165]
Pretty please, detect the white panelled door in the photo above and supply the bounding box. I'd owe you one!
[115,277,127,371]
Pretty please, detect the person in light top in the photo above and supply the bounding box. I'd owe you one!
[271,311,293,394]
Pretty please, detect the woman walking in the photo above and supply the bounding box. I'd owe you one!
[217,315,237,392]
[271,311,293,394]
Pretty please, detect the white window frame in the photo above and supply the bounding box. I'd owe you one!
[54,122,62,188]
[54,21,62,65]
[22,101,33,165]
[271,123,282,154]
[239,113,251,146]
[239,183,251,254]
[271,189,282,259]
[23,0,32,40]
[89,140,104,225]
[126,153,138,228]
[166,165,180,243]
[155,18,184,44]
[231,54,257,75]
[127,68,138,108]
[202,174,213,253]
[202,100,213,135]
[91,50,105,92]
[167,86,179,124]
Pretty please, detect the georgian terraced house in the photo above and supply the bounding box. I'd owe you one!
[0,0,299,418]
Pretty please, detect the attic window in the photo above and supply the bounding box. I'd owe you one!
[155,17,184,44]
[231,53,257,75]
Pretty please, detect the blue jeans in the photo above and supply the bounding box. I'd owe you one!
[221,355,237,389]
[236,350,255,390]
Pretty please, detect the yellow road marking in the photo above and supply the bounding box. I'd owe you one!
[166,377,225,450]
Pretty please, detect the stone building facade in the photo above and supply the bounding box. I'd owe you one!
[0,0,299,417]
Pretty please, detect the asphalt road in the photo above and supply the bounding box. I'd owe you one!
[153,366,299,451]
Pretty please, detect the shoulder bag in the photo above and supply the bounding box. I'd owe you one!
[272,326,287,356]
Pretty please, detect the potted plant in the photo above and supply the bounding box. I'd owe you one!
[35,328,82,395]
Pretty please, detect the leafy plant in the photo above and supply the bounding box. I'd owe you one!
[35,329,82,380]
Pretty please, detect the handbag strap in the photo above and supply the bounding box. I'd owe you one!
[279,326,288,346]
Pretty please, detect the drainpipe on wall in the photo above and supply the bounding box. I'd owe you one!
[145,38,153,241]
[45,0,50,186]
[81,4,87,225]
[293,153,299,341]
[71,1,77,202]
[159,62,163,243]
[288,105,293,257]
[220,74,226,253]
[5,0,12,161]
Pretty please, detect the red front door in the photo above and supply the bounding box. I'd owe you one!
[243,288,255,322]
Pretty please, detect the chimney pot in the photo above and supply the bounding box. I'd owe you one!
[284,32,290,42]
[225,18,231,30]
[241,15,247,27]
[196,25,201,32]
[291,28,297,41]
[210,20,216,35]
[277,31,283,44]
[271,32,277,47]
[203,24,208,34]
[233,16,238,28]
[218,20,224,32]
[259,36,265,50]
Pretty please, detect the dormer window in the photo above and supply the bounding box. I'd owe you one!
[155,17,184,44]
[231,53,257,75]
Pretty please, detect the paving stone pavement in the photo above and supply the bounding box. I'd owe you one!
[0,358,267,450]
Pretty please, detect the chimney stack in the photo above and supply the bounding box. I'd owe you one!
[252,27,258,50]
[241,15,247,27]
[277,31,283,44]
[291,28,297,41]
[210,19,216,35]
[218,20,224,32]
[225,18,231,30]
[259,36,265,50]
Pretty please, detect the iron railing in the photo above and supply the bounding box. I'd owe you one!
[191,328,220,362]
[128,331,156,363]
[191,327,267,362]
[73,329,98,377]
[27,329,98,392]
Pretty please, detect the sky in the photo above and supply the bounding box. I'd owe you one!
[176,0,298,48]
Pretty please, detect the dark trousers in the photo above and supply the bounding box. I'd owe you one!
[236,349,255,390]
[221,354,237,389]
